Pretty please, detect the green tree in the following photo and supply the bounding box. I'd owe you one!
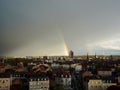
[5,59,17,66]
[53,85,64,90]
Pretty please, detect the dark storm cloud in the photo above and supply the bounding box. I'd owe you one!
[0,0,120,56]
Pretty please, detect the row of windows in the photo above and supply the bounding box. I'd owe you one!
[0,89,9,90]
[30,78,49,81]
[29,84,49,87]
[56,79,71,83]
[89,86,103,88]
[30,81,49,82]
[0,87,9,90]
[89,81,113,85]
[29,88,49,90]
[0,80,9,83]
[89,85,115,89]
[0,84,9,87]
[29,86,49,89]
[29,82,49,85]
[12,75,26,77]
[0,84,9,86]
[0,86,9,87]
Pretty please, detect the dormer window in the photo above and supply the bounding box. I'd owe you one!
[109,80,111,83]
[3,80,5,83]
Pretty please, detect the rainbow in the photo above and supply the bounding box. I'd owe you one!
[56,29,69,56]
[63,38,69,56]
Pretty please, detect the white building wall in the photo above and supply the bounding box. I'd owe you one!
[0,78,10,90]
[88,80,117,90]
[75,65,82,71]
[98,71,112,76]
[55,75,71,89]
[29,78,49,90]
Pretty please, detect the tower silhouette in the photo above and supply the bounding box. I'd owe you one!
[69,50,74,58]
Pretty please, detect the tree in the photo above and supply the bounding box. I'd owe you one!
[5,59,17,66]
[53,85,64,90]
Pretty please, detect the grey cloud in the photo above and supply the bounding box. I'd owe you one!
[0,0,120,56]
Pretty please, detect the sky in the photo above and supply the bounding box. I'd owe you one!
[0,0,120,56]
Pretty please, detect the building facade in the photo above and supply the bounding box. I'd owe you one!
[98,70,112,76]
[0,78,10,90]
[55,74,72,90]
[88,79,117,90]
[29,77,49,90]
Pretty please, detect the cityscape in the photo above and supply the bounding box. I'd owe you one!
[0,51,120,90]
[1,0,120,90]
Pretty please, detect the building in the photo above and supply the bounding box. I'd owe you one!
[69,50,74,58]
[0,68,5,73]
[0,59,5,73]
[0,78,10,90]
[98,69,112,77]
[10,73,27,84]
[29,77,49,90]
[88,79,117,90]
[82,71,93,79]
[55,72,72,90]
[32,64,49,73]
[51,63,60,69]
[75,64,82,72]
[86,52,89,60]
[62,64,70,70]
[118,76,120,85]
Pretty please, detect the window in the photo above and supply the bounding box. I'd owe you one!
[95,86,97,88]
[91,86,93,88]
[2,80,5,83]
[6,80,8,82]
[99,86,102,88]
[30,82,33,85]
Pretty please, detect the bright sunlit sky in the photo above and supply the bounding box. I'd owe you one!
[0,0,120,56]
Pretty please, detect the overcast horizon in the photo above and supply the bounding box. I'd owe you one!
[1,0,120,56]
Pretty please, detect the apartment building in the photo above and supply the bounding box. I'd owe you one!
[88,79,117,90]
[0,78,10,90]
[29,77,49,90]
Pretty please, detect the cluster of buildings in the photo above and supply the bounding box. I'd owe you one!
[0,50,120,90]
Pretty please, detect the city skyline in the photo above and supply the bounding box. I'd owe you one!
[1,0,120,56]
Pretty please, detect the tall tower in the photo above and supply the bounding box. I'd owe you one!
[69,50,74,58]
[87,52,89,60]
